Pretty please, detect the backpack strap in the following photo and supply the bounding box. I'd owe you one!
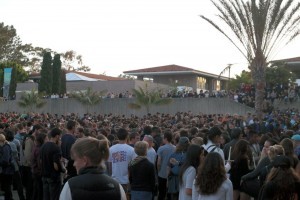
[206,144,217,153]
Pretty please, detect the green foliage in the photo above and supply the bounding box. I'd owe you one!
[128,84,172,113]
[266,62,295,87]
[18,89,46,112]
[71,87,107,113]
[60,69,67,95]
[201,0,300,117]
[38,52,53,95]
[229,70,252,90]
[52,54,62,94]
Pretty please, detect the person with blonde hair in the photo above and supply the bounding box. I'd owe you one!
[0,133,15,200]
[60,137,126,200]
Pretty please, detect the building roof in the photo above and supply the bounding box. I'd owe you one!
[29,71,124,81]
[123,64,229,80]
[272,56,300,64]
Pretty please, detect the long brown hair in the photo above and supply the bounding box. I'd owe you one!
[195,152,226,194]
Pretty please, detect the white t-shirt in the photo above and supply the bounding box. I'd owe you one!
[59,182,127,200]
[109,143,136,184]
[192,178,233,200]
[147,147,157,164]
[179,166,196,200]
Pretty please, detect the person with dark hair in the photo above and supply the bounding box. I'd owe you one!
[31,132,48,200]
[60,137,126,200]
[5,129,25,200]
[40,128,66,200]
[229,139,252,200]
[61,120,77,182]
[223,128,242,160]
[178,144,204,200]
[167,137,190,200]
[151,126,162,151]
[247,130,261,168]
[258,155,300,200]
[193,152,233,199]
[128,132,140,147]
[156,130,175,200]
[0,133,15,200]
[108,128,136,195]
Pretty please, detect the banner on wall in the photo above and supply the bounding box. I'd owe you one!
[3,68,12,99]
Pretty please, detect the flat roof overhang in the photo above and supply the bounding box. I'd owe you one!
[124,71,230,81]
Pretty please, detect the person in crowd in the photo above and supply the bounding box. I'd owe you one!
[257,138,278,164]
[60,137,126,200]
[193,152,233,200]
[229,139,252,200]
[129,141,156,200]
[258,155,300,200]
[223,127,242,160]
[108,128,136,195]
[178,144,204,200]
[280,138,300,175]
[291,134,300,160]
[143,134,157,164]
[0,133,15,200]
[128,132,140,147]
[31,132,48,200]
[40,128,66,200]
[247,130,261,169]
[156,130,176,200]
[202,126,231,172]
[61,120,77,182]
[167,136,190,200]
[5,129,25,200]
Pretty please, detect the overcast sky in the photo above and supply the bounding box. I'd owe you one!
[1,0,299,77]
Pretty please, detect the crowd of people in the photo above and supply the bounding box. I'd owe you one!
[0,109,300,200]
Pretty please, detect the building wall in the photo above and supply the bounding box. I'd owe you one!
[153,75,197,90]
[1,97,254,116]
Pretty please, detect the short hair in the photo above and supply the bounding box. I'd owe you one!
[129,132,138,140]
[143,126,152,135]
[67,120,76,130]
[4,129,15,142]
[134,141,148,156]
[117,128,129,141]
[163,129,173,142]
[49,128,62,138]
[230,128,242,139]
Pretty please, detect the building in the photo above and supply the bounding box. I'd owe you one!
[123,64,230,93]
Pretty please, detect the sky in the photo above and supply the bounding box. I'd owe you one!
[1,0,300,78]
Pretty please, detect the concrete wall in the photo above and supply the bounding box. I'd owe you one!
[0,97,254,116]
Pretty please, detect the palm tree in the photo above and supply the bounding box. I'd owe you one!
[71,87,107,113]
[128,84,173,113]
[201,0,300,118]
[18,89,47,112]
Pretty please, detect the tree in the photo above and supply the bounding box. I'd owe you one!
[18,89,47,112]
[60,69,67,95]
[71,87,107,113]
[266,62,295,88]
[201,0,300,118]
[118,74,136,80]
[38,52,53,95]
[128,84,173,113]
[52,54,62,95]
[61,50,91,72]
[229,70,252,90]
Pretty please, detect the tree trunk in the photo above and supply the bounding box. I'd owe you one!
[250,53,267,120]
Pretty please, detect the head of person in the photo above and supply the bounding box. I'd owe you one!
[4,129,15,142]
[262,138,278,155]
[266,155,300,200]
[117,128,129,141]
[232,139,251,158]
[230,127,242,140]
[0,133,8,146]
[248,130,259,144]
[191,137,203,145]
[71,137,109,174]
[35,132,48,146]
[176,136,190,153]
[163,129,173,144]
[291,134,300,148]
[66,120,76,132]
[134,141,148,156]
[280,138,295,157]
[179,144,204,186]
[129,132,140,145]
[49,128,62,145]
[268,144,285,161]
[143,135,154,148]
[205,126,222,144]
[195,152,226,195]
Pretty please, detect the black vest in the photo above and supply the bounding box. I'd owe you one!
[68,167,121,200]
